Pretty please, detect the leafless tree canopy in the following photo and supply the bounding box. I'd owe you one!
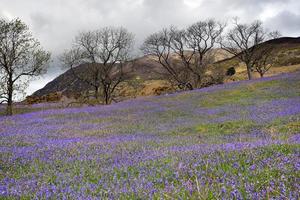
[253,39,280,78]
[0,18,50,115]
[221,19,279,80]
[61,27,134,104]
[141,19,225,90]
[181,20,225,87]
[141,27,193,90]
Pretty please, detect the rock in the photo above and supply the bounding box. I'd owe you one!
[26,92,63,104]
[138,80,173,96]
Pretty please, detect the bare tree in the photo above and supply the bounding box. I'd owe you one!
[0,18,50,115]
[220,19,277,80]
[172,19,225,88]
[253,48,273,78]
[141,28,193,90]
[253,31,281,78]
[61,27,134,104]
[61,48,103,100]
[141,19,225,90]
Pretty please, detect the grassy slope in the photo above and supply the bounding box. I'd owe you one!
[224,63,300,82]
[0,71,299,199]
[221,42,300,82]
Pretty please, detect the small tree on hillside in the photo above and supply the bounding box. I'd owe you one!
[220,19,278,80]
[0,18,50,115]
[253,51,273,78]
[253,31,281,78]
[61,27,134,104]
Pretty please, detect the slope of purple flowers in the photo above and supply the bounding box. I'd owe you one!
[0,72,300,199]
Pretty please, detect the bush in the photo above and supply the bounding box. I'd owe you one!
[226,67,236,76]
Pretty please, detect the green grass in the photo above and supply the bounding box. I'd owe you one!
[195,120,255,136]
[199,80,287,108]
[98,144,300,199]
[0,107,44,116]
[266,117,300,139]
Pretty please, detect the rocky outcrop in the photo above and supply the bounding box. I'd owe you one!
[26,92,63,104]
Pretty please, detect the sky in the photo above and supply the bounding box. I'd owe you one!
[0,0,299,97]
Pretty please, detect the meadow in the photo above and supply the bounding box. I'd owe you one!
[0,72,299,199]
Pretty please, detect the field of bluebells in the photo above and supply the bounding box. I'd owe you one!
[0,72,300,199]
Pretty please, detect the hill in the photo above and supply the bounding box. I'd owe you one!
[0,70,299,198]
[219,37,300,81]
[30,37,300,103]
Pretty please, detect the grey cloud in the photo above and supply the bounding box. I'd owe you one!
[30,12,52,32]
[266,11,300,37]
[195,0,289,21]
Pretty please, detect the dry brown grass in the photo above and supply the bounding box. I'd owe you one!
[225,64,300,82]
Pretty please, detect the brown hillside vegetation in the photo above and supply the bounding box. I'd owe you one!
[28,37,300,104]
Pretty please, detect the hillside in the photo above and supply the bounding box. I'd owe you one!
[31,49,231,100]
[32,56,169,98]
[219,37,300,81]
[30,37,300,103]
[0,70,299,199]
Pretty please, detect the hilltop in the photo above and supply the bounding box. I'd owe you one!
[29,37,300,104]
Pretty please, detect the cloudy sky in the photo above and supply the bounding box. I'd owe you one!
[1,0,299,96]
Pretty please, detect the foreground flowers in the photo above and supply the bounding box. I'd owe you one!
[0,72,300,199]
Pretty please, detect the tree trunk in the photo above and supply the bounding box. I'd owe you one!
[105,94,109,105]
[259,72,264,78]
[196,74,201,89]
[94,86,99,100]
[6,83,13,116]
[6,101,13,116]
[246,63,253,80]
[186,83,193,90]
[103,86,110,105]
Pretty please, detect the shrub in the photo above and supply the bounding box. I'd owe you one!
[226,67,236,76]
